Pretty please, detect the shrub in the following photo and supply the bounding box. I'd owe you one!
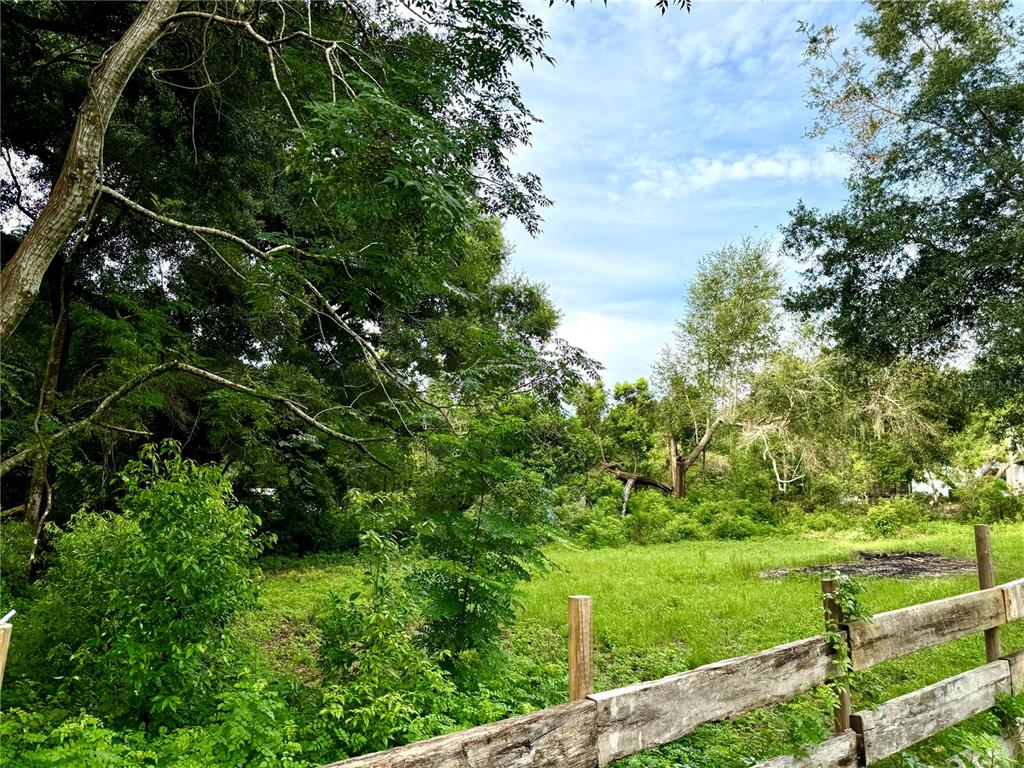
[562,496,627,548]
[0,684,310,768]
[866,495,919,538]
[662,514,705,541]
[800,510,852,533]
[24,441,263,728]
[314,492,455,757]
[0,710,153,768]
[694,497,774,525]
[0,520,34,612]
[623,491,675,544]
[708,514,766,540]
[957,477,1022,523]
[200,676,306,767]
[581,514,628,548]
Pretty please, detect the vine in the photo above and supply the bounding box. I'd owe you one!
[781,572,873,757]
[821,571,872,716]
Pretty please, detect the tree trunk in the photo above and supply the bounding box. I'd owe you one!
[676,417,723,497]
[25,260,73,578]
[0,0,179,344]
[669,436,683,499]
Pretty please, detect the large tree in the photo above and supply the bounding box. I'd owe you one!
[0,1,595,571]
[784,0,1023,431]
[656,237,783,496]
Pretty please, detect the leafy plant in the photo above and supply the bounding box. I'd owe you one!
[867,495,920,537]
[957,477,1022,523]
[20,441,264,728]
[820,572,871,737]
[314,490,455,757]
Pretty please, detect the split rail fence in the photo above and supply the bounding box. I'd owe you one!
[323,524,1023,768]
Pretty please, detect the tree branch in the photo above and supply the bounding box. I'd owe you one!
[0,0,180,344]
[601,464,674,496]
[0,361,391,478]
[100,184,450,426]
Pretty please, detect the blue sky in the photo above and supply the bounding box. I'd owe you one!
[504,0,867,387]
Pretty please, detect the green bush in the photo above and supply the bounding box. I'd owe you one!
[623,491,676,544]
[314,492,456,757]
[0,710,153,768]
[562,496,627,548]
[22,442,263,728]
[0,520,35,613]
[0,680,310,768]
[800,510,854,533]
[693,498,775,533]
[957,477,1022,523]
[662,514,705,541]
[581,514,628,548]
[707,514,767,540]
[201,676,306,767]
[866,495,919,538]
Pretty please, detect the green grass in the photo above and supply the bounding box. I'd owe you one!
[518,524,1024,688]
[244,522,1024,766]
[238,552,362,681]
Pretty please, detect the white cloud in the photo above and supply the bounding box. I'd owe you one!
[559,309,672,387]
[629,147,851,198]
[503,1,867,382]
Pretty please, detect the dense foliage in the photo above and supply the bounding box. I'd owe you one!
[0,0,1022,766]
[784,0,1024,432]
[13,443,262,728]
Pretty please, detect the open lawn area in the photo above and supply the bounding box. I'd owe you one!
[245,522,1024,767]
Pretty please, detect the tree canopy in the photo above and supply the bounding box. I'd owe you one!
[783,0,1023,433]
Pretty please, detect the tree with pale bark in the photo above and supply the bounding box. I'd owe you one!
[0,0,599,573]
[655,237,783,497]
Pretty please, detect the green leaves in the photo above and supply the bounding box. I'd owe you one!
[786,0,1024,425]
[22,441,263,729]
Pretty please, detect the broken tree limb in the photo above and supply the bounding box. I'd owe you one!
[602,466,674,496]
[620,477,635,516]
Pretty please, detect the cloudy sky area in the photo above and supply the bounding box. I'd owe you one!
[503,0,867,387]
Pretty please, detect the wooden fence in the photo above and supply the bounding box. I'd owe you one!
[322,525,1024,768]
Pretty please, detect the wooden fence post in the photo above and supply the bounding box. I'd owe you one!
[821,578,851,733]
[0,621,12,691]
[568,595,593,701]
[975,524,1002,662]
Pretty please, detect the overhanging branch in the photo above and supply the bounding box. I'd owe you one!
[0,361,390,478]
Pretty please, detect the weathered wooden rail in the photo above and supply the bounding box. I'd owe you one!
[321,525,1024,768]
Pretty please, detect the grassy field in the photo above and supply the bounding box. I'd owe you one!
[245,522,1024,766]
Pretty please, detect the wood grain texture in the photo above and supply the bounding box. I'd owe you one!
[1002,578,1024,621]
[589,636,832,765]
[846,587,1006,670]
[751,731,859,768]
[1003,649,1024,695]
[975,525,1002,661]
[0,623,11,690]
[569,596,594,701]
[850,661,1010,765]
[319,700,598,768]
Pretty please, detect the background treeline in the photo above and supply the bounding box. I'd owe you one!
[0,0,1021,766]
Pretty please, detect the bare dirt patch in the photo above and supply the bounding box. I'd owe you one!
[761,550,976,580]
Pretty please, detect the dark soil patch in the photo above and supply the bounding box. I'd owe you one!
[761,550,976,580]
